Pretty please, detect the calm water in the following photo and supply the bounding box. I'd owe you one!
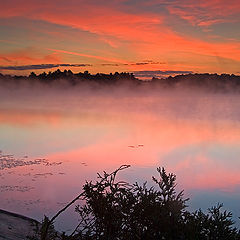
[0,84,240,231]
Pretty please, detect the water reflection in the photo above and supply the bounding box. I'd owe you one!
[0,86,240,230]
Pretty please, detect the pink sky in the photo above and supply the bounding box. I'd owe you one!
[0,0,240,76]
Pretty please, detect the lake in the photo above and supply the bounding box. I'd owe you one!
[1,83,240,232]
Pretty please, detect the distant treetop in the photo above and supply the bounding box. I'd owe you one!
[0,70,240,90]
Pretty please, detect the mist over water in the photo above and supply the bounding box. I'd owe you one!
[1,79,240,231]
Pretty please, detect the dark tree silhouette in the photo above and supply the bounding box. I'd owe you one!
[40,166,240,240]
[1,70,240,90]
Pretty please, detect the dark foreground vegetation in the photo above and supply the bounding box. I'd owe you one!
[1,69,240,91]
[37,165,240,240]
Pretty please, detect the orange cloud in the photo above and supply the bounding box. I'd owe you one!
[1,0,240,73]
[167,0,240,27]
[47,48,130,64]
[0,49,61,66]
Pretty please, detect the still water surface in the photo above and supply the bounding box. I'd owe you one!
[0,85,240,231]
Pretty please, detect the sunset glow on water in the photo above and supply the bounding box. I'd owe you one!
[1,85,240,231]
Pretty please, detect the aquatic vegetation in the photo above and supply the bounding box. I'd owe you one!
[0,151,62,170]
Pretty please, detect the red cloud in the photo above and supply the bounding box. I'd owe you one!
[167,0,240,27]
[47,48,130,64]
[1,0,240,73]
[0,49,61,65]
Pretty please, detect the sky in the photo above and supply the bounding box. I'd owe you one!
[0,0,240,77]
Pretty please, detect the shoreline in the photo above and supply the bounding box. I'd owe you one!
[0,208,40,240]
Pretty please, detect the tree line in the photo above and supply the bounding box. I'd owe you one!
[1,69,240,90]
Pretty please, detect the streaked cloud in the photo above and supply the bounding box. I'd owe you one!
[0,49,62,65]
[0,63,91,71]
[48,48,130,64]
[0,0,240,74]
[134,70,193,79]
[100,60,165,67]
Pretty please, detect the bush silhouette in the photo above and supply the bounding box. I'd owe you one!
[42,165,240,240]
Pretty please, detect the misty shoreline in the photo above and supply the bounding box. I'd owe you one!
[1,70,240,93]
